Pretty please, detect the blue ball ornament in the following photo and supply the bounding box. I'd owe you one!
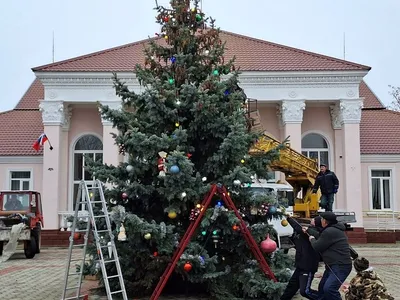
[269,205,277,214]
[170,165,180,174]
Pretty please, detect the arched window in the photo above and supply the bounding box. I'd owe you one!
[301,133,329,167]
[72,134,103,210]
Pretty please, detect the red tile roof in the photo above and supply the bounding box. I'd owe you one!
[32,30,371,72]
[2,31,397,156]
[15,78,44,109]
[359,80,384,109]
[0,79,44,156]
[360,109,400,154]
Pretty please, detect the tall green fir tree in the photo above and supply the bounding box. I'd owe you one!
[88,0,293,298]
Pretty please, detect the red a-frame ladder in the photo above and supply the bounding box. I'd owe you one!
[150,184,277,300]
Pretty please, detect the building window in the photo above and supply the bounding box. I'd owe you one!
[370,170,392,210]
[72,134,103,210]
[9,171,31,191]
[301,133,329,166]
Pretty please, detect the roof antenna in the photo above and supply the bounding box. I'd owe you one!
[52,31,55,63]
[343,32,346,60]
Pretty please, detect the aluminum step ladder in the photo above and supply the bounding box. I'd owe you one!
[61,179,128,300]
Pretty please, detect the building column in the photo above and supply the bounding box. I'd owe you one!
[99,101,123,167]
[277,100,306,152]
[276,100,305,183]
[39,100,70,229]
[339,99,364,227]
[330,103,344,210]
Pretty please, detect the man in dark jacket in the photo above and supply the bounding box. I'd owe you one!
[308,212,352,300]
[280,216,323,300]
[312,164,339,212]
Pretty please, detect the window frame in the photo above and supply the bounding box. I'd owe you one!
[6,168,33,191]
[368,167,395,211]
[69,133,103,211]
[301,132,331,168]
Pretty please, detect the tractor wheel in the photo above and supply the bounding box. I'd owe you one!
[24,236,37,259]
[32,226,41,254]
[0,241,3,256]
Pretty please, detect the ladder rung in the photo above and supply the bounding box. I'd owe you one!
[96,230,109,233]
[100,245,111,248]
[110,290,123,295]
[107,274,120,279]
[63,295,88,300]
[65,285,80,290]
[72,244,85,247]
[89,201,104,204]
[74,229,87,233]
[68,272,82,276]
[94,215,108,218]
[104,259,116,264]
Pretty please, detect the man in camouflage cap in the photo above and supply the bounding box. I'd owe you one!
[345,257,394,300]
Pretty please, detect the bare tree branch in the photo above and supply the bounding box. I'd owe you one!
[388,85,400,111]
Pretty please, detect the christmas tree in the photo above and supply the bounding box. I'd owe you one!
[88,0,293,298]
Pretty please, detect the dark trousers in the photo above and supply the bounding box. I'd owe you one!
[280,267,319,300]
[318,264,352,300]
[320,193,335,212]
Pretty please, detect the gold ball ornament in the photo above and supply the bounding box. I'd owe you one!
[281,219,289,227]
[144,233,152,240]
[168,211,177,219]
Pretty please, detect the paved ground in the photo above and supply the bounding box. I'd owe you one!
[0,244,399,300]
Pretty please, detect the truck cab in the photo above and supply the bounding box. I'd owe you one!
[0,191,43,258]
[248,181,295,251]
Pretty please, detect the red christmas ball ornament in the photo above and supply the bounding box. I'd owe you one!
[74,233,81,240]
[164,16,169,22]
[260,234,277,253]
[232,225,239,231]
[183,262,192,272]
[122,192,128,199]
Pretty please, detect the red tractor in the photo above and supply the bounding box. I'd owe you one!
[0,191,43,259]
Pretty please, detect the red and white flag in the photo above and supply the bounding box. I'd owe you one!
[32,133,51,151]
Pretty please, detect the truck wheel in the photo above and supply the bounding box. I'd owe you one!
[32,226,41,254]
[24,236,37,259]
[0,242,3,256]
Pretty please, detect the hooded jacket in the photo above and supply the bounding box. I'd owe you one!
[287,217,321,272]
[309,222,352,266]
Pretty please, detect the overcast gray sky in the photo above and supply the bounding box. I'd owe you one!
[1,0,398,112]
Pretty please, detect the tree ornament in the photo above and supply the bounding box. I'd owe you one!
[126,165,133,172]
[202,177,207,182]
[164,16,169,22]
[109,198,117,205]
[118,223,127,241]
[181,192,187,198]
[170,56,176,63]
[164,35,169,40]
[170,165,180,174]
[195,14,202,22]
[158,151,167,177]
[168,211,177,219]
[233,179,241,186]
[176,99,181,105]
[241,159,245,164]
[144,233,152,240]
[260,234,277,253]
[269,205,277,214]
[183,262,192,272]
[74,232,81,240]
[281,219,289,227]
[213,69,219,76]
[232,225,239,231]
[204,50,210,55]
[168,78,175,84]
[175,122,180,127]
[122,192,128,200]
